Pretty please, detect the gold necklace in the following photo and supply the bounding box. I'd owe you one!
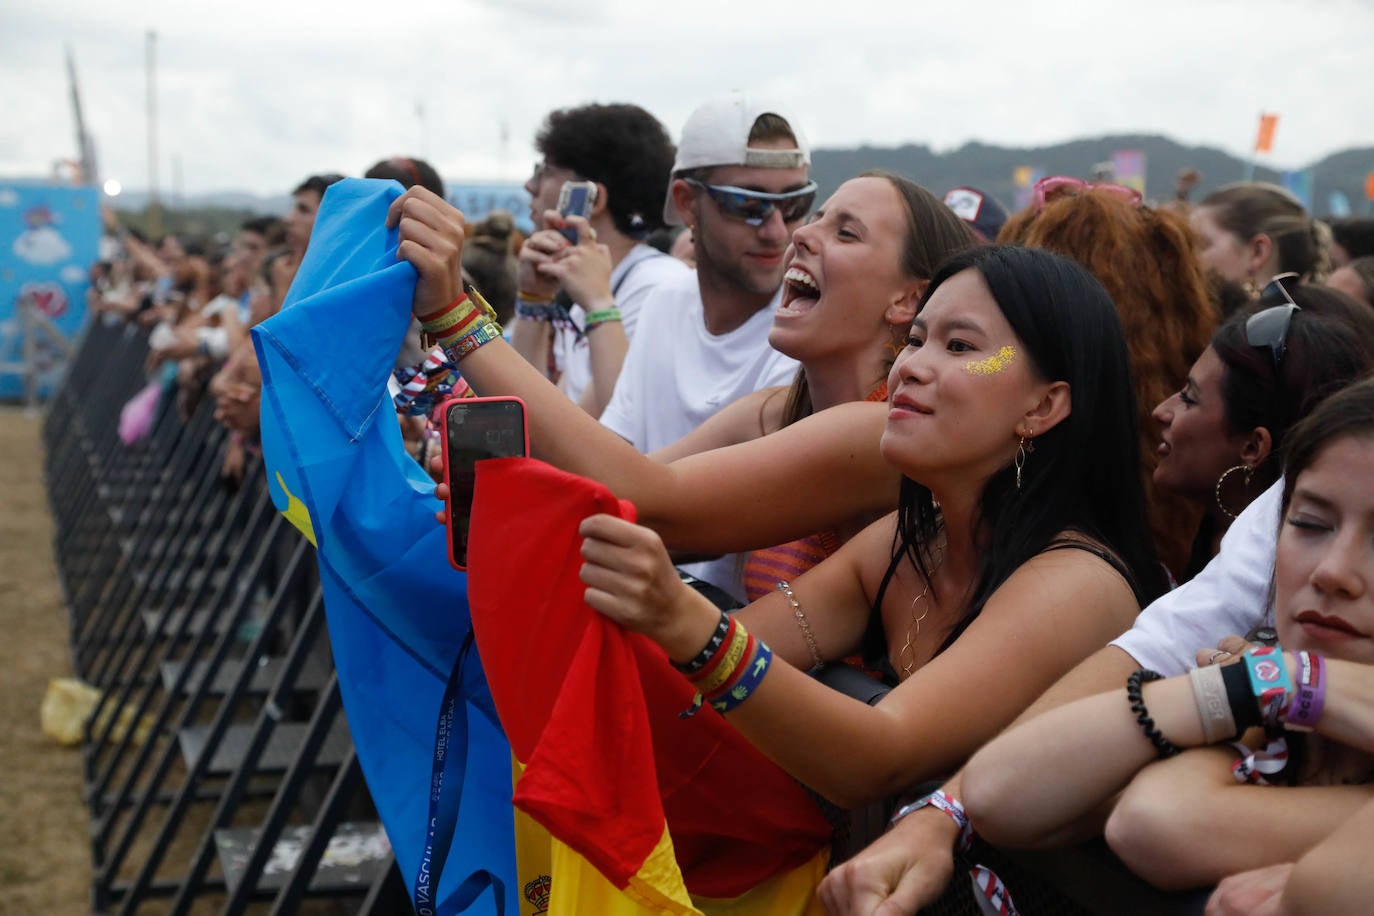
[899,546,944,679]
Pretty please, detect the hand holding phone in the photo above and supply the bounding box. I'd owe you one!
[556,180,598,244]
[440,396,529,570]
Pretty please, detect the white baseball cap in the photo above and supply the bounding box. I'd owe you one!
[663,93,810,226]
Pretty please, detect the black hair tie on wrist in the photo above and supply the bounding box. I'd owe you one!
[1127,669,1182,759]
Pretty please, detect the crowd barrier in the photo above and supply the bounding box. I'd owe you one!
[44,318,406,914]
[42,319,1214,915]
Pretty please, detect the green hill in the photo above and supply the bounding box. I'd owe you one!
[809,134,1374,218]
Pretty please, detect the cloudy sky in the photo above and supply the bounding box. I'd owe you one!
[2,0,1371,197]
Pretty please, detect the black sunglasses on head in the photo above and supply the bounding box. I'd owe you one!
[1246,273,1302,375]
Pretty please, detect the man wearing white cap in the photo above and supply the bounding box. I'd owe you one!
[598,93,816,603]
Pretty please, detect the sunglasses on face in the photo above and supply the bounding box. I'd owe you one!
[684,178,818,226]
[1247,273,1302,374]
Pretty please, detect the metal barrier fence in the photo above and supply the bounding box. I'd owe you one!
[42,319,1215,915]
[44,319,406,914]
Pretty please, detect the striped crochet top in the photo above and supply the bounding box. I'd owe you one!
[741,381,889,602]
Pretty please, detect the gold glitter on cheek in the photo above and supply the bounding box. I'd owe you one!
[964,345,1016,376]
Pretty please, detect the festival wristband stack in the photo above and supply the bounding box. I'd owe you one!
[1218,645,1303,735]
[420,287,502,359]
[676,612,774,718]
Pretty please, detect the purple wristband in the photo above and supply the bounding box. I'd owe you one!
[1282,651,1325,732]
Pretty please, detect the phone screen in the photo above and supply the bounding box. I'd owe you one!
[445,398,527,569]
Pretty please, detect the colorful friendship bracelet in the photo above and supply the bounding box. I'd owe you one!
[1126,669,1181,759]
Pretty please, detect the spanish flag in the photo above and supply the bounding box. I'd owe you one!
[467,458,833,915]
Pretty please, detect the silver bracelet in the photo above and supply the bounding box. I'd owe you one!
[775,580,824,671]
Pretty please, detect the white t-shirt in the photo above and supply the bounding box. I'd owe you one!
[553,244,690,405]
[600,273,800,601]
[1112,480,1282,676]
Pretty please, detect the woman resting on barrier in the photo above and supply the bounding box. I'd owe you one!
[410,176,978,587]
[958,376,1374,892]
[1150,280,1374,581]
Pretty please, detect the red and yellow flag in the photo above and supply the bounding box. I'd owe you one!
[468,458,833,915]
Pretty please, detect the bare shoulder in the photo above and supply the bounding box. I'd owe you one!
[980,534,1142,640]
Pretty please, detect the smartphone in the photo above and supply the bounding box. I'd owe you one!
[440,396,528,570]
[556,180,598,244]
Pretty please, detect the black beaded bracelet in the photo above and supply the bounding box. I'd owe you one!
[672,611,731,674]
[1127,669,1182,759]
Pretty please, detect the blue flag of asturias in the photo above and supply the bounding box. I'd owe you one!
[252,178,516,915]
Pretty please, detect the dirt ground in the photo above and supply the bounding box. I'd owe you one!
[0,406,89,914]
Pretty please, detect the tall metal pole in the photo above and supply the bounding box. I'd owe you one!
[146,30,161,237]
[66,45,99,184]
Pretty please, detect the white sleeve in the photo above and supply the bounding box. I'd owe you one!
[1111,480,1282,676]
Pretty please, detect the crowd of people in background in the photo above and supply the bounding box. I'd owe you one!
[83,92,1374,915]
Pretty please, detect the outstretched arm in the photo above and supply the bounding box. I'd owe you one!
[390,186,897,554]
[579,510,1141,809]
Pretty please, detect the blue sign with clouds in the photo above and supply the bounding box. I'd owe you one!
[0,183,99,401]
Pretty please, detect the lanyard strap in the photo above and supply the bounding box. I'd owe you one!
[411,629,505,916]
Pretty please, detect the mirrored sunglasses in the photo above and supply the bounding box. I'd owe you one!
[685,179,818,226]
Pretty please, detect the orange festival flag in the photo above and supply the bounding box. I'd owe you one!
[1254,113,1279,154]
[467,458,833,916]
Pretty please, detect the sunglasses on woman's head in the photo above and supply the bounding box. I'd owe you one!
[684,179,818,226]
[1247,274,1302,375]
[1030,175,1143,212]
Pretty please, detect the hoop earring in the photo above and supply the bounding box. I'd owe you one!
[1214,464,1254,519]
[1014,432,1035,491]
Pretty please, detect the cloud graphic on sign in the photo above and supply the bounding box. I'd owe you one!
[60,264,86,284]
[12,227,72,265]
[0,189,17,208]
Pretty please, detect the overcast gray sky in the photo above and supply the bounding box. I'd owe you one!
[3,0,1372,196]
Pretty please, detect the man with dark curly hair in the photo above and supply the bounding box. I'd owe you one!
[511,103,689,414]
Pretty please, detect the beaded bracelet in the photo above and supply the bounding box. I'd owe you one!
[1282,651,1325,732]
[1126,669,1181,759]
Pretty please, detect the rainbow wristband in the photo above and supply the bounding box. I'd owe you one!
[1243,646,1294,728]
[709,639,772,715]
[1282,651,1325,732]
